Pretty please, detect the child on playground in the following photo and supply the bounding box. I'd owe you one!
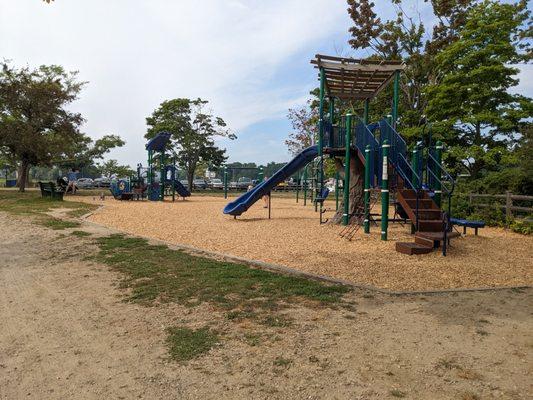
[262,176,269,208]
[67,168,78,194]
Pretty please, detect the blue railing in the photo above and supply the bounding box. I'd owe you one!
[323,120,348,148]
[354,117,379,185]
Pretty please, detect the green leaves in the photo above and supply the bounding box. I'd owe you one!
[145,97,234,186]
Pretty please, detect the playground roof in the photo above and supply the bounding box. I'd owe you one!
[311,54,405,100]
[146,131,172,152]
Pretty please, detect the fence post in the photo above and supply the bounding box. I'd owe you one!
[335,171,339,211]
[506,191,512,227]
[223,166,228,199]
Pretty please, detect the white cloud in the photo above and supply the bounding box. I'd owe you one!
[0,0,348,166]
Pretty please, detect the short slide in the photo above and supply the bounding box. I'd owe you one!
[173,180,191,197]
[223,145,318,216]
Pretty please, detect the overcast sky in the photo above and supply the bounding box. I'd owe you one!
[1,0,531,168]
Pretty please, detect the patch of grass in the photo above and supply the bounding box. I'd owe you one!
[165,326,219,362]
[273,356,292,368]
[243,333,262,347]
[37,217,81,230]
[71,230,91,237]
[66,208,93,218]
[389,389,406,398]
[0,190,97,225]
[260,314,293,328]
[92,234,350,311]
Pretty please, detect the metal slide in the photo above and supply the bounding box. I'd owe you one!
[223,145,318,216]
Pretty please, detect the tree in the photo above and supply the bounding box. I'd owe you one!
[0,63,87,191]
[145,98,235,189]
[426,0,532,178]
[286,100,318,155]
[97,159,134,178]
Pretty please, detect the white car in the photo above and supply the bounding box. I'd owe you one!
[210,178,223,189]
[76,178,94,189]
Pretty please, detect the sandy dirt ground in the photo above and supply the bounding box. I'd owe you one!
[1,212,532,399]
[78,195,533,291]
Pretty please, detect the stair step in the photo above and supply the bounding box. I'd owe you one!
[404,199,436,209]
[416,231,461,241]
[414,234,435,248]
[418,220,445,232]
[416,209,443,220]
[395,242,434,255]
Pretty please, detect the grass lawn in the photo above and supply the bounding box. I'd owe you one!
[0,189,98,230]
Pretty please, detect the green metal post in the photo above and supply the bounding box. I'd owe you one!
[343,114,352,226]
[223,166,228,199]
[160,152,165,201]
[364,144,371,234]
[392,70,400,129]
[381,140,390,240]
[317,67,325,214]
[172,156,176,202]
[303,166,308,206]
[296,170,300,203]
[258,166,264,182]
[148,149,153,200]
[335,171,339,211]
[363,98,370,125]
[434,140,443,207]
[411,144,419,188]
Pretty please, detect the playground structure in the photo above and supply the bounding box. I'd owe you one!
[110,131,191,201]
[224,54,461,256]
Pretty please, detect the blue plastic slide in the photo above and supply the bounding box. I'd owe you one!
[223,145,318,216]
[173,180,191,198]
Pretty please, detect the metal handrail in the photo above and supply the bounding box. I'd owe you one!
[426,151,455,224]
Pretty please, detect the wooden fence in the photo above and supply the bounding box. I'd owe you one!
[466,192,533,225]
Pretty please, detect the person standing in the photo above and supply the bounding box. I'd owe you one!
[262,176,270,208]
[67,168,78,194]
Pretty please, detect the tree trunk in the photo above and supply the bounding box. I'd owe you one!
[187,169,195,192]
[329,154,364,225]
[17,160,30,192]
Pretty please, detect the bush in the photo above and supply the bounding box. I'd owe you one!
[510,219,533,235]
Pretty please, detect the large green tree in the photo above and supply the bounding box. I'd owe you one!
[145,98,235,190]
[426,0,532,178]
[0,63,125,191]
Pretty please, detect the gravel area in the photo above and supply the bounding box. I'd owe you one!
[76,195,533,291]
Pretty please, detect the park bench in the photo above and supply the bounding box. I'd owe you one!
[450,218,485,235]
[38,181,64,201]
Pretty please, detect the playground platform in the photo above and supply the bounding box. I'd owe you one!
[74,195,533,292]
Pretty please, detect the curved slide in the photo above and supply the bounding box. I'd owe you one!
[223,145,318,216]
[173,180,191,197]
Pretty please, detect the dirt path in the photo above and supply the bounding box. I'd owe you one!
[0,212,531,399]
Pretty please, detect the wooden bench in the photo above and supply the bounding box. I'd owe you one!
[38,181,64,200]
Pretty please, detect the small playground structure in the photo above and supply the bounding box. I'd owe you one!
[224,54,466,256]
[110,131,191,201]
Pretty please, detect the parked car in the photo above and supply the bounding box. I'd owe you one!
[236,177,252,189]
[193,178,208,189]
[76,178,94,189]
[94,177,111,188]
[210,178,223,189]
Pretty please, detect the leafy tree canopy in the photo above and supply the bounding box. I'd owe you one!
[0,62,125,190]
[145,98,235,189]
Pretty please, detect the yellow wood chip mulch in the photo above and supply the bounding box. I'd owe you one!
[74,195,533,291]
